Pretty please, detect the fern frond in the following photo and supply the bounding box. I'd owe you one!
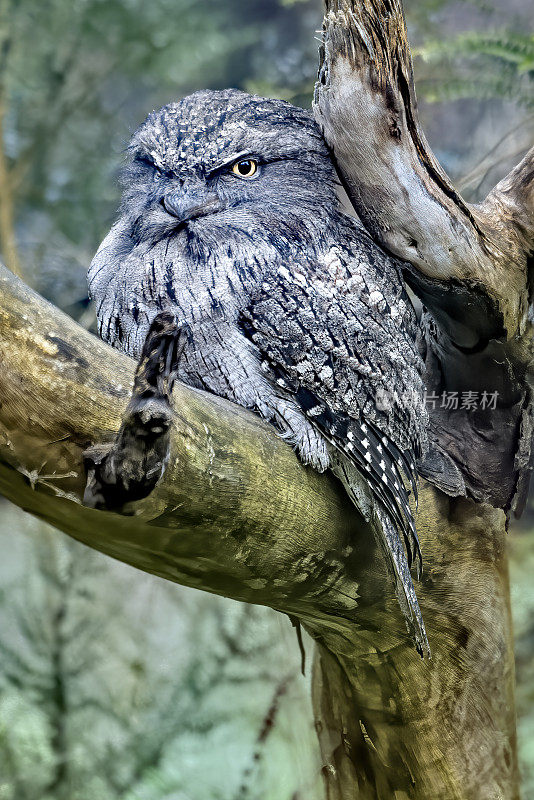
[415,31,534,72]
[414,30,534,107]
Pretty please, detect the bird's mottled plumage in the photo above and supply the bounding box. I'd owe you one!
[89,89,429,651]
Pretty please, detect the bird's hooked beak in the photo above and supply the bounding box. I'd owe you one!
[162,187,223,226]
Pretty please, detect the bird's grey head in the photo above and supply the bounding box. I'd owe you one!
[119,89,337,253]
[89,89,340,355]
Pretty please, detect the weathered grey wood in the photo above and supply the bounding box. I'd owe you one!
[314,1,534,516]
[314,1,532,338]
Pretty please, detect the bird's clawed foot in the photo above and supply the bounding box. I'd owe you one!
[83,311,189,510]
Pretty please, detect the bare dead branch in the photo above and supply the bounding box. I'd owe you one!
[314,0,532,341]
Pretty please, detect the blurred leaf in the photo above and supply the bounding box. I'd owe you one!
[415,31,534,107]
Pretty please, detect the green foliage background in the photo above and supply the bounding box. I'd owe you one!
[0,0,533,797]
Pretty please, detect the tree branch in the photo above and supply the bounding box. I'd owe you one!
[480,146,534,264]
[0,264,365,623]
[314,0,533,341]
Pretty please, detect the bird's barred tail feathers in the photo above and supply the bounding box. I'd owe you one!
[375,505,429,657]
[338,423,429,655]
[294,388,428,654]
[333,455,429,657]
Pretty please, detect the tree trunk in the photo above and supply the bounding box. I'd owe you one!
[309,2,533,796]
[0,107,22,278]
[0,1,533,798]
[312,486,517,799]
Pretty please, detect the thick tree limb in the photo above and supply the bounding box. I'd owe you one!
[0,265,367,619]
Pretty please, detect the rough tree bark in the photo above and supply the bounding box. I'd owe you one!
[312,2,533,798]
[0,1,532,799]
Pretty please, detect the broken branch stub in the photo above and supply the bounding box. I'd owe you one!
[83,311,188,510]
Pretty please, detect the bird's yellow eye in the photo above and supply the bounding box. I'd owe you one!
[232,159,258,178]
